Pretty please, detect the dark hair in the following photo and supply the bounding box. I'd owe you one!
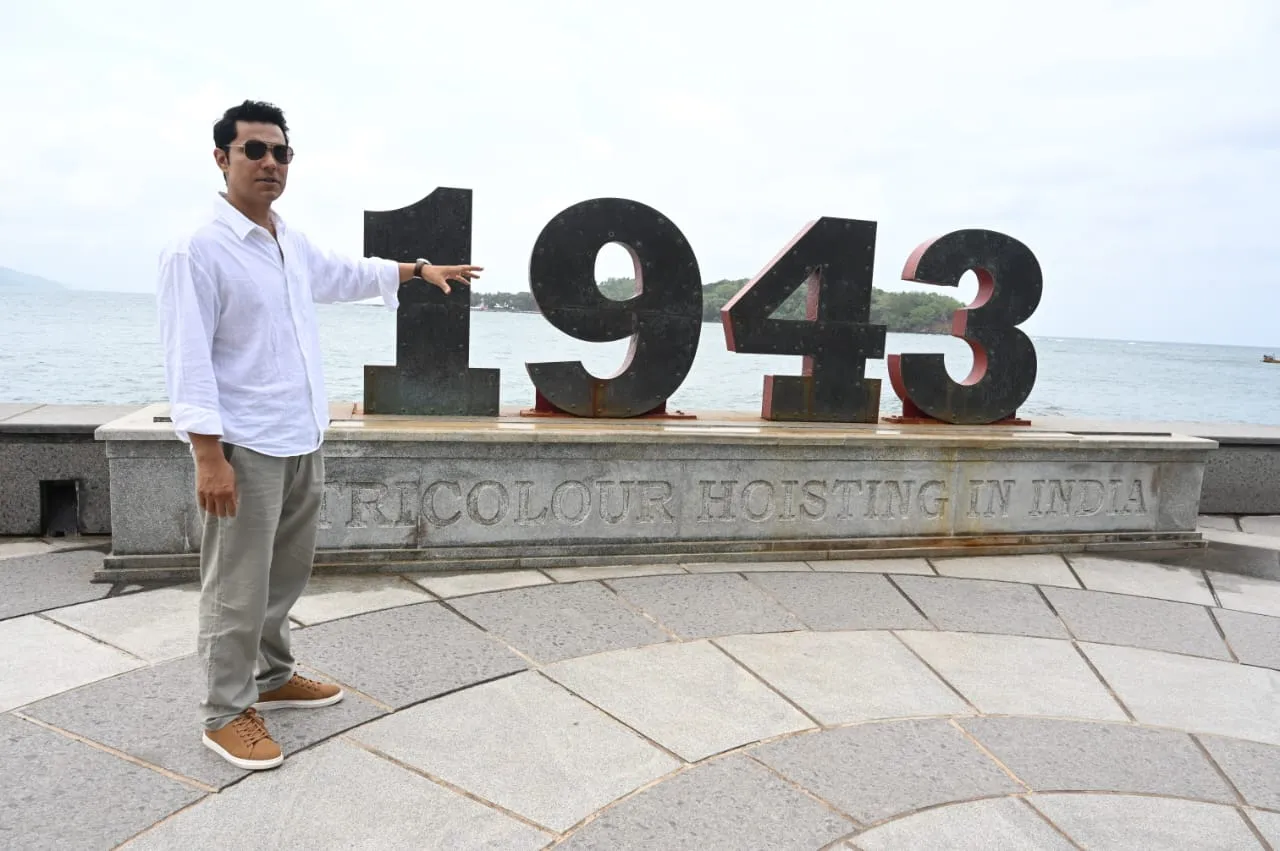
[213,100,289,149]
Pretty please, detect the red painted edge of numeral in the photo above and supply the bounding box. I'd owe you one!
[891,237,1001,408]
[720,220,819,351]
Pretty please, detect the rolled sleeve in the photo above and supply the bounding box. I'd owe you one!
[156,246,224,440]
[301,232,401,309]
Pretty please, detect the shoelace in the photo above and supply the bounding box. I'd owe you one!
[232,709,271,746]
[290,674,326,693]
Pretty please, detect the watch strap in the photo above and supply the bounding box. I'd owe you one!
[413,258,429,279]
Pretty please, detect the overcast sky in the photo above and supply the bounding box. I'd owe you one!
[2,0,1277,346]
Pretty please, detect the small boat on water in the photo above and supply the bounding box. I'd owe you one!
[1264,354,1279,364]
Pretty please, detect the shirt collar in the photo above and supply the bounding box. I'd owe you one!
[214,192,286,240]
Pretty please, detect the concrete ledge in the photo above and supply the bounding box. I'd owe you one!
[0,404,142,536]
[95,530,1205,584]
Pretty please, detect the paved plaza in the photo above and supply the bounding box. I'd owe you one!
[2,519,1279,849]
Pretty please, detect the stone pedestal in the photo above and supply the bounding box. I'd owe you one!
[94,405,1215,581]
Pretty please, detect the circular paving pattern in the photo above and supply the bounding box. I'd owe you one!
[1,549,1278,849]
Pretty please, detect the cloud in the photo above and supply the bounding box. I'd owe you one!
[0,0,1278,346]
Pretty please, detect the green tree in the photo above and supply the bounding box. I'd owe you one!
[470,276,963,334]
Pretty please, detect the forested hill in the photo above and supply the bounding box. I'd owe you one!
[472,277,965,334]
[0,267,67,292]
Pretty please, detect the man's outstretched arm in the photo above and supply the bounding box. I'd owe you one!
[301,232,482,307]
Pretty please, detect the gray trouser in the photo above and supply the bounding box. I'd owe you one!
[197,443,323,731]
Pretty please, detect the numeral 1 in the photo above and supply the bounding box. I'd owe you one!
[525,198,703,417]
[721,218,886,422]
[887,229,1042,424]
[362,188,500,416]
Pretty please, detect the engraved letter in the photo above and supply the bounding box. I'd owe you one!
[742,480,776,522]
[1048,480,1074,516]
[515,481,548,525]
[801,480,827,519]
[882,480,913,519]
[863,480,883,518]
[778,480,799,521]
[636,480,676,523]
[988,480,1014,518]
[1123,479,1148,515]
[1076,479,1105,516]
[918,480,948,518]
[467,480,509,526]
[698,480,737,521]
[552,481,591,524]
[394,480,420,525]
[1028,479,1046,517]
[597,480,632,524]
[348,483,394,529]
[832,480,862,519]
[422,481,462,527]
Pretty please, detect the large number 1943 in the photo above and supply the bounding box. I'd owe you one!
[362,188,1043,426]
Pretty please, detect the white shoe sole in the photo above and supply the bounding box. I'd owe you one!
[252,689,345,711]
[202,734,283,770]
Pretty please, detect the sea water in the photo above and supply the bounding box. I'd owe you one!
[2,289,1277,426]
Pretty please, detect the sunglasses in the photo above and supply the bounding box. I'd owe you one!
[225,141,294,163]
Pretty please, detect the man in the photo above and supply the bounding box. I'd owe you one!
[156,100,481,770]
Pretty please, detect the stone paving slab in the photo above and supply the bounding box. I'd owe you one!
[556,755,854,850]
[44,585,199,663]
[892,575,1068,638]
[288,574,431,625]
[959,717,1237,801]
[1213,609,1280,670]
[449,581,671,663]
[544,563,685,582]
[0,403,139,432]
[543,640,814,761]
[1082,642,1280,746]
[0,615,144,712]
[717,631,971,725]
[1043,586,1231,660]
[931,554,1081,588]
[122,738,551,851]
[408,569,552,598]
[746,572,931,631]
[0,714,204,851]
[683,559,812,573]
[1198,735,1280,811]
[1208,570,1280,617]
[23,655,386,789]
[1200,514,1243,532]
[0,402,40,422]
[1252,810,1280,847]
[1239,515,1280,536]
[1028,793,1263,850]
[850,798,1075,851]
[752,719,1023,823]
[1068,556,1217,605]
[290,601,527,708]
[608,573,806,638]
[6,550,1280,849]
[0,548,110,620]
[0,538,55,560]
[349,671,680,832]
[819,557,934,574]
[898,631,1128,721]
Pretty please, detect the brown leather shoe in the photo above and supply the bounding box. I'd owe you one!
[202,708,282,770]
[254,673,344,711]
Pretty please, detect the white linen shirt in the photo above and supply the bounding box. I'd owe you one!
[156,195,401,457]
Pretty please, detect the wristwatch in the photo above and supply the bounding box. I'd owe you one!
[413,258,430,279]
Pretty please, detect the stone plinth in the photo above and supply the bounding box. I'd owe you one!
[0,404,139,536]
[95,405,1215,579]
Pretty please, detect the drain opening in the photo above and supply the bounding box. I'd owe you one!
[40,479,80,538]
